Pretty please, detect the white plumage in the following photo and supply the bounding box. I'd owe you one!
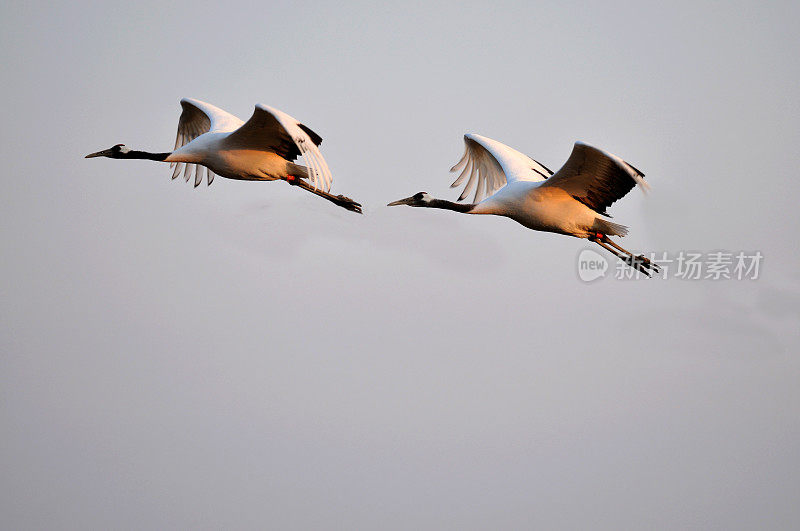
[170,99,331,190]
[449,133,553,202]
[86,98,360,213]
[389,134,658,275]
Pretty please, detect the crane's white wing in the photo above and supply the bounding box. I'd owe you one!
[171,98,244,187]
[540,142,647,216]
[449,133,553,203]
[224,104,332,192]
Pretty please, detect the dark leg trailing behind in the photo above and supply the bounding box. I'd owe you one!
[588,232,660,277]
[284,175,362,214]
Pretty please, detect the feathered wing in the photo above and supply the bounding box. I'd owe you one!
[171,98,244,187]
[224,104,332,192]
[540,142,647,216]
[449,133,553,203]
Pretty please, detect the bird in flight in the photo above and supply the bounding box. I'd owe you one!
[86,98,361,213]
[388,134,659,275]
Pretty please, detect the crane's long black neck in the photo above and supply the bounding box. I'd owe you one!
[425,198,476,213]
[119,150,171,161]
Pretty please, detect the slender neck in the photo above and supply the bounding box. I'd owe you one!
[425,198,476,213]
[119,150,171,161]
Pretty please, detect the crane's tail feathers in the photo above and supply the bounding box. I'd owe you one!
[591,218,629,238]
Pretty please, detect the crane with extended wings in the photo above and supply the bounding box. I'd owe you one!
[86,98,361,213]
[388,134,658,275]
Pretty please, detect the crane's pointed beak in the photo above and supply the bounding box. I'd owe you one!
[387,196,414,206]
[85,148,112,158]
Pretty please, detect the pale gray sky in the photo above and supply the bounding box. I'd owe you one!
[2,0,799,529]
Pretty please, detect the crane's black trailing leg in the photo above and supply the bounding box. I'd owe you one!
[589,232,660,277]
[285,175,362,214]
[602,236,654,268]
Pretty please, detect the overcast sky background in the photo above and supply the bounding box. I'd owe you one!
[2,0,799,528]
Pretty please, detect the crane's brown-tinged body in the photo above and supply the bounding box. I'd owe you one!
[388,135,658,275]
[86,98,361,213]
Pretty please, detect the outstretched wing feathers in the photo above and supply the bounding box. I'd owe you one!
[172,98,242,186]
[541,142,647,216]
[171,162,184,180]
[261,104,332,193]
[224,104,333,192]
[448,135,646,215]
[449,134,553,203]
[177,98,243,137]
[297,123,323,146]
[170,99,331,190]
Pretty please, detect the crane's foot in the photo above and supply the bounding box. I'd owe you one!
[287,176,363,214]
[624,255,661,276]
[589,232,661,276]
[329,194,363,214]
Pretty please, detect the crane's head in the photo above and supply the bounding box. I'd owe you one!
[85,144,130,158]
[387,192,433,207]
